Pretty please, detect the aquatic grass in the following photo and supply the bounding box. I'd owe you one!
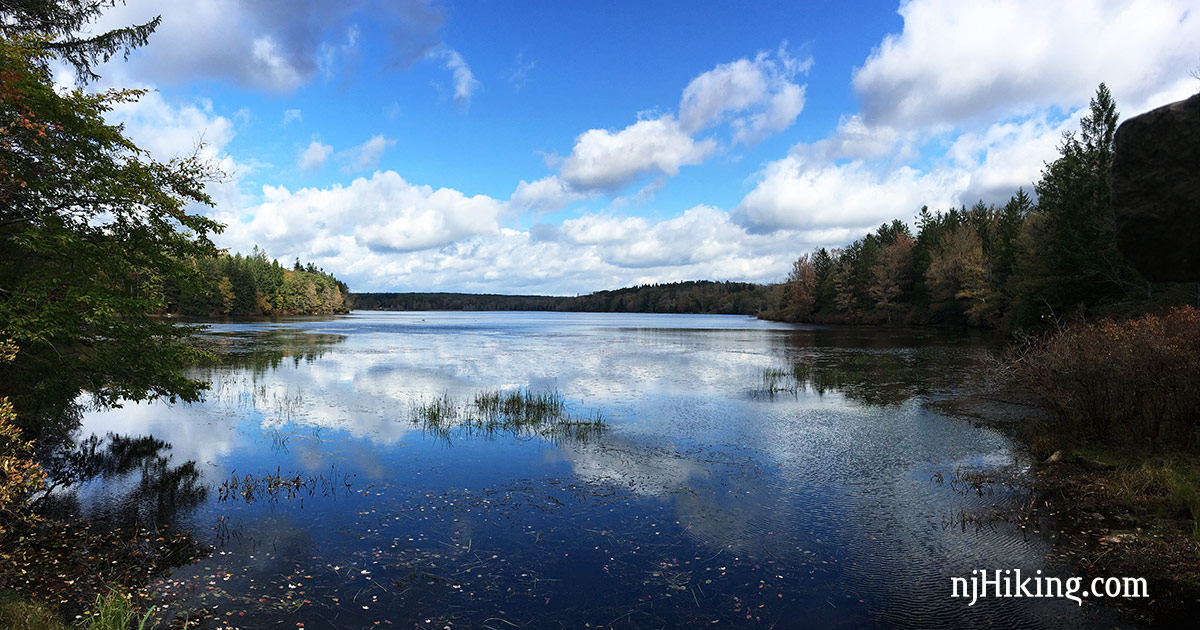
[541,411,608,444]
[493,389,567,426]
[411,392,459,428]
[217,466,352,505]
[473,390,502,419]
[789,361,812,385]
[409,388,605,442]
[758,367,797,396]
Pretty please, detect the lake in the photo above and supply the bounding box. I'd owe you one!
[58,311,1112,628]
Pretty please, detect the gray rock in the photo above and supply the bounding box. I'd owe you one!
[1111,92,1200,282]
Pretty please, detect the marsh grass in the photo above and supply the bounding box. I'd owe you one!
[0,589,157,630]
[759,367,794,396]
[410,388,605,442]
[411,392,458,427]
[758,362,816,396]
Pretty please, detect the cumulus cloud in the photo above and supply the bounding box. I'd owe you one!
[90,0,454,92]
[317,213,803,293]
[558,117,717,192]
[209,168,847,295]
[678,44,812,144]
[539,44,810,200]
[298,140,333,173]
[946,113,1080,202]
[341,135,396,172]
[734,155,968,233]
[854,0,1200,128]
[223,171,503,263]
[104,90,246,211]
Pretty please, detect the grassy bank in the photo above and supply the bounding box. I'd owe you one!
[1,589,155,630]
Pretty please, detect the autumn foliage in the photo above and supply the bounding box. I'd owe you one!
[0,341,45,537]
[1012,307,1200,449]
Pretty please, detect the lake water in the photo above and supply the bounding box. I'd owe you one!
[61,311,1113,628]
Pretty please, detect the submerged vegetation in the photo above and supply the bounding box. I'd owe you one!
[410,388,606,442]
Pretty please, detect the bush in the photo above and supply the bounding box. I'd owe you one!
[0,341,45,537]
[1012,306,1200,449]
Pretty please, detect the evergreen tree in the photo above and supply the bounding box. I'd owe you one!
[1024,83,1128,319]
[0,0,161,84]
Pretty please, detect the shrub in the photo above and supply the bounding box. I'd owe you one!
[1012,306,1200,449]
[0,341,45,538]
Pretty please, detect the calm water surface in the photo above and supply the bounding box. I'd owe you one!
[63,311,1111,628]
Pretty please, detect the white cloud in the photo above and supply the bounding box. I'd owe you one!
[211,169,848,294]
[509,176,589,213]
[542,44,809,199]
[282,109,303,125]
[678,44,812,144]
[813,115,904,161]
[430,46,480,110]
[559,214,645,245]
[734,155,968,233]
[341,135,396,172]
[298,140,333,173]
[599,205,741,268]
[559,116,717,192]
[735,0,1200,240]
[853,0,1200,128]
[221,171,503,265]
[108,92,235,161]
[946,113,1080,202]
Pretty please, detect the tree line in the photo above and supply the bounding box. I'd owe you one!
[351,280,771,315]
[765,84,1195,331]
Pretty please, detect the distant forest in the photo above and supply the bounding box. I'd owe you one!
[351,280,772,315]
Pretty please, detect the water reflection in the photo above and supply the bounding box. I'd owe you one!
[755,344,991,406]
[39,433,207,532]
[63,312,1115,628]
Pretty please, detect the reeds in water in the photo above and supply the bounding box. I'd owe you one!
[410,388,605,442]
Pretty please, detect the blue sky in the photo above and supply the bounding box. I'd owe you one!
[75,0,1200,294]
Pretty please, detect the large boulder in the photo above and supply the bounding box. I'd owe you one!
[1111,92,1200,282]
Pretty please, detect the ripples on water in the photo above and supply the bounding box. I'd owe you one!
[55,312,1118,628]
